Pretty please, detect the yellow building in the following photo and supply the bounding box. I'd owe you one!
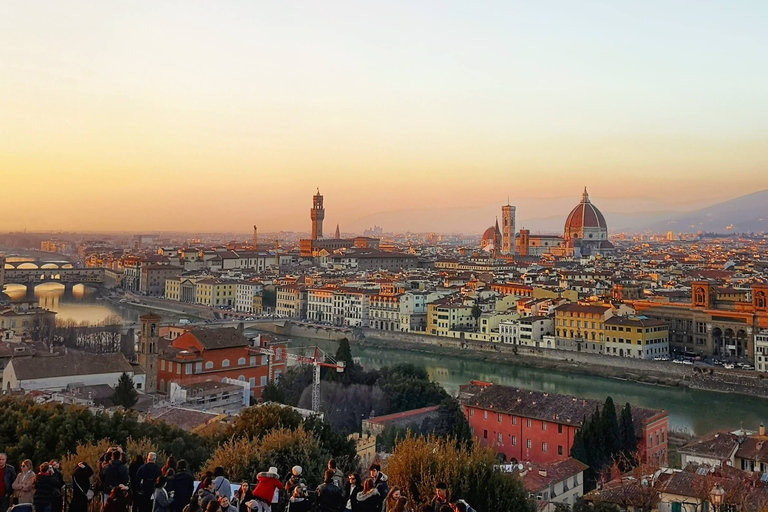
[427,299,475,336]
[195,279,237,307]
[603,316,669,359]
[253,293,263,314]
[553,303,613,354]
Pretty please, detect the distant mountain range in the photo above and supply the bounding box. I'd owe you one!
[347,190,768,235]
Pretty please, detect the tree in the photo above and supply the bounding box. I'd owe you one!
[601,397,621,460]
[261,382,286,404]
[618,403,638,468]
[471,304,482,332]
[386,434,533,512]
[422,397,473,444]
[229,403,303,439]
[112,372,139,408]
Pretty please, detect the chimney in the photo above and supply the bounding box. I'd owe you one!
[538,469,547,477]
[761,423,766,436]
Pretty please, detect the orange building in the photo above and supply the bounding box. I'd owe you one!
[157,328,287,400]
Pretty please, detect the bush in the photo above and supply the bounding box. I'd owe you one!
[61,438,163,481]
[386,434,533,512]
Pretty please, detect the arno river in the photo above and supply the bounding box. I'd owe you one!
[7,283,767,437]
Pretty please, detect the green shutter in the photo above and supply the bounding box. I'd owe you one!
[672,502,682,512]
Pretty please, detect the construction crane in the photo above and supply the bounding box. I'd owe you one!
[254,344,345,413]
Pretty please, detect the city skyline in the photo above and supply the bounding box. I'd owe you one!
[3,1,768,232]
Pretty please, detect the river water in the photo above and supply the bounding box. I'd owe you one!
[277,336,768,437]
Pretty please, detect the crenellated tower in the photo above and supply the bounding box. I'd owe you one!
[311,189,325,240]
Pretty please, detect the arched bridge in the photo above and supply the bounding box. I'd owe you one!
[3,267,105,286]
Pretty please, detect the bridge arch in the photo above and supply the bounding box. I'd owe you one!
[40,263,60,269]
[16,262,39,270]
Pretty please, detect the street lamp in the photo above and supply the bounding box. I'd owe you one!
[709,483,725,512]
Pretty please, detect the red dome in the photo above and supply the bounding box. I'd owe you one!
[565,188,607,236]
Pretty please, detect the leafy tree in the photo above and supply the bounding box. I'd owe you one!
[572,498,620,512]
[272,365,314,406]
[387,434,533,512]
[229,403,303,439]
[112,372,139,408]
[299,382,388,433]
[301,414,358,468]
[422,397,473,444]
[261,382,286,404]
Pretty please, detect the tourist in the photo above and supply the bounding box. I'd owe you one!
[205,500,221,512]
[162,457,176,476]
[173,460,196,512]
[197,478,217,511]
[367,465,388,504]
[448,499,475,512]
[249,466,283,512]
[0,453,17,512]
[197,472,214,494]
[285,485,310,512]
[218,495,237,512]
[384,488,402,512]
[328,460,344,496]
[11,459,34,504]
[129,455,144,493]
[354,479,381,512]
[343,473,362,512]
[429,484,448,512]
[70,462,95,512]
[315,469,343,512]
[232,482,253,512]
[49,459,65,512]
[32,462,57,512]
[102,450,130,504]
[391,497,410,512]
[213,467,232,499]
[136,453,163,512]
[104,485,132,512]
[284,466,305,500]
[153,477,174,512]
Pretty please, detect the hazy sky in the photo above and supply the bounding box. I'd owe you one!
[2,1,767,233]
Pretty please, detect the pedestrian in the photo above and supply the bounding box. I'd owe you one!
[173,460,195,512]
[218,495,237,512]
[448,500,475,512]
[102,450,130,504]
[315,470,343,512]
[327,460,344,496]
[137,453,163,512]
[11,459,34,504]
[249,467,283,512]
[165,469,177,500]
[392,497,409,512]
[162,457,176,477]
[197,478,217,512]
[129,455,144,494]
[104,485,133,512]
[384,488,402,512]
[33,462,57,512]
[153,477,175,512]
[232,482,254,512]
[429,484,448,512]
[367,465,388,504]
[213,467,231,499]
[285,486,310,512]
[0,453,17,512]
[354,479,381,512]
[284,467,305,500]
[197,472,214,494]
[343,474,362,512]
[49,459,65,512]
[70,462,95,512]
[206,501,221,512]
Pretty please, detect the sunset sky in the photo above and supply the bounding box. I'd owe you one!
[2,1,767,233]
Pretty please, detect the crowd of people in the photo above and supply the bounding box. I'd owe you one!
[0,450,476,512]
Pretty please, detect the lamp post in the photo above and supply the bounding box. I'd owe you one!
[709,483,725,512]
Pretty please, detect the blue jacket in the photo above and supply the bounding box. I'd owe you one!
[2,465,16,498]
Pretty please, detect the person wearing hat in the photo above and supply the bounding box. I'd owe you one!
[248,467,283,512]
[284,467,305,500]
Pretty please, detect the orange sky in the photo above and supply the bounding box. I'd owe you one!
[2,1,767,233]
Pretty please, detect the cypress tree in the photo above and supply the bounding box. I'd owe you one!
[619,403,638,466]
[112,372,139,408]
[601,396,621,461]
[571,425,587,463]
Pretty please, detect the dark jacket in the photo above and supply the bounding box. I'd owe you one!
[33,471,58,508]
[152,488,174,512]
[373,474,389,505]
[344,484,362,512]
[102,460,130,494]
[70,464,95,512]
[284,476,306,501]
[129,461,143,492]
[136,463,162,498]
[197,489,216,511]
[233,488,254,512]
[316,481,343,512]
[172,471,195,512]
[286,496,311,512]
[2,464,17,498]
[355,490,381,512]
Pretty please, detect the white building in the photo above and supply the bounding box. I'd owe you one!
[235,282,262,314]
[755,330,768,372]
[512,458,588,511]
[499,320,519,345]
[519,316,555,347]
[399,291,429,332]
[3,352,145,392]
[307,288,335,324]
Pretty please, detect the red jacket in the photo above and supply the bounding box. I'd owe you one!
[252,475,283,503]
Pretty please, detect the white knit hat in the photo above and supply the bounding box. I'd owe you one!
[292,466,302,476]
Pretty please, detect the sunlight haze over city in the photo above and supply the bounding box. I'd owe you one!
[2,1,767,232]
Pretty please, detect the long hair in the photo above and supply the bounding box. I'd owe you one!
[363,478,375,493]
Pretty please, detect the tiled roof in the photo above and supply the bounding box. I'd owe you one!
[189,328,249,350]
[518,458,589,493]
[9,352,134,380]
[678,432,739,460]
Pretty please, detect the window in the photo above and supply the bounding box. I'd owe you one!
[661,430,666,443]
[512,416,517,425]
[527,419,532,428]
[260,376,267,386]
[238,357,246,366]
[177,364,181,375]
[558,445,563,455]
[498,413,503,423]
[512,436,517,445]
[185,363,192,375]
[168,361,173,372]
[483,430,488,439]
[222,359,230,368]
[542,442,548,452]
[250,356,257,366]
[649,434,653,447]
[261,355,268,365]
[469,408,475,417]
[542,422,547,431]
[484,410,488,420]
[249,377,256,387]
[238,375,245,381]
[527,439,532,449]
[497,432,503,443]
[205,361,214,370]
[161,360,166,371]
[558,424,563,434]
[195,362,202,373]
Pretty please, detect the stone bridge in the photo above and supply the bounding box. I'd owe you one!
[2,267,106,289]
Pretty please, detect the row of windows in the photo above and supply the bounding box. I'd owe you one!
[480,429,565,454]
[469,408,564,433]
[161,355,266,373]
